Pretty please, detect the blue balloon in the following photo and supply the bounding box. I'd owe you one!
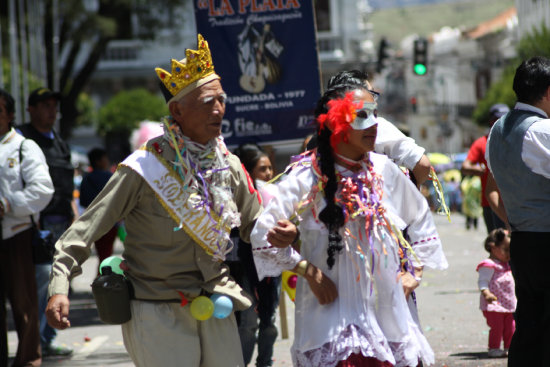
[211,294,233,319]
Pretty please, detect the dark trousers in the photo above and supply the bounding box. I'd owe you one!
[508,231,550,366]
[94,226,117,272]
[228,241,281,367]
[0,228,41,367]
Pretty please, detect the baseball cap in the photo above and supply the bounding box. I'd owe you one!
[489,103,509,118]
[28,87,61,106]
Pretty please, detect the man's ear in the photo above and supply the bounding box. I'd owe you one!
[168,101,181,119]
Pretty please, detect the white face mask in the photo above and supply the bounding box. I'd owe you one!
[350,101,378,130]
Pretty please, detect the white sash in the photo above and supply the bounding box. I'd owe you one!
[120,147,228,258]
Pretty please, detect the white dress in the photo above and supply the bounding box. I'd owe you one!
[250,152,448,367]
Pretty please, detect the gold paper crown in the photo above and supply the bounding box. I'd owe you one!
[155,34,217,100]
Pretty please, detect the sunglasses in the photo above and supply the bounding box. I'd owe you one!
[368,90,380,102]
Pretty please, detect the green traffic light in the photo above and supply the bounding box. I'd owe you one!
[414,64,427,75]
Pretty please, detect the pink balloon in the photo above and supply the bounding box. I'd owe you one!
[287,274,297,289]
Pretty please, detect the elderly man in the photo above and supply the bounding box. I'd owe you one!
[486,56,550,366]
[45,34,296,367]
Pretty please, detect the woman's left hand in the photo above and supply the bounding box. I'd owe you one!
[400,267,423,299]
[267,219,298,248]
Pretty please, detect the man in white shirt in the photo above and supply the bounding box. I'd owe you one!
[485,56,550,366]
[315,70,431,186]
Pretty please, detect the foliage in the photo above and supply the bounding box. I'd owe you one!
[98,89,167,135]
[473,25,550,125]
[75,93,98,127]
[1,57,42,99]
[516,24,550,60]
[472,66,516,125]
[0,0,185,138]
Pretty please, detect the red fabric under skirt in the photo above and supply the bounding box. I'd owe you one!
[336,353,394,367]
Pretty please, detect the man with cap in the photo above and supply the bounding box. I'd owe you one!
[44,34,297,366]
[18,87,76,357]
[486,56,550,366]
[461,103,509,233]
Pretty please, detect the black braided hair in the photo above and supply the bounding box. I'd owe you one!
[326,70,369,90]
[314,83,368,268]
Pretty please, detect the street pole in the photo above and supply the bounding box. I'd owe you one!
[8,0,22,125]
[18,0,30,122]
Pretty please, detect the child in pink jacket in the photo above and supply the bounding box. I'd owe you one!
[477,228,516,358]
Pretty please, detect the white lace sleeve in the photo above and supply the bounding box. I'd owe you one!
[250,166,313,279]
[381,157,448,270]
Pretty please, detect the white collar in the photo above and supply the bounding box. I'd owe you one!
[514,102,548,118]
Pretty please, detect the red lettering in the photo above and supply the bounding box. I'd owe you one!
[238,0,300,13]
[219,0,235,15]
[263,0,278,11]
[251,0,262,12]
[239,0,251,13]
[285,0,300,9]
[207,0,220,16]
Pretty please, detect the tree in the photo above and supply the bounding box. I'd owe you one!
[98,88,167,162]
[473,25,550,125]
[98,88,167,135]
[0,0,184,138]
[472,66,516,125]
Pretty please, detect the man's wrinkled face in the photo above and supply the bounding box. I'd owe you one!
[171,80,227,145]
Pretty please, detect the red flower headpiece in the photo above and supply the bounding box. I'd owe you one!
[317,92,361,150]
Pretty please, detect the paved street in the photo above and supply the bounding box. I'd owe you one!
[8,212,507,366]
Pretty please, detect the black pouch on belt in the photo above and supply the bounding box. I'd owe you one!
[91,266,132,324]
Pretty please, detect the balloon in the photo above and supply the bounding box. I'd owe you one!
[211,294,233,319]
[281,271,297,302]
[117,224,127,242]
[287,274,297,289]
[100,256,124,276]
[190,296,214,321]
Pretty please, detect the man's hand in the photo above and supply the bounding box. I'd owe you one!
[267,219,298,248]
[46,294,71,330]
[461,159,485,177]
[299,262,338,305]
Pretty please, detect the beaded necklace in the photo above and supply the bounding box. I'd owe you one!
[283,151,418,280]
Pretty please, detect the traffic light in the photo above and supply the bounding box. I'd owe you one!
[413,38,428,76]
[377,38,389,73]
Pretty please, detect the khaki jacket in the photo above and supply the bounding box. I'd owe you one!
[49,136,262,310]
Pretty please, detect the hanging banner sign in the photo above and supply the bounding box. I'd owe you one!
[193,0,321,146]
